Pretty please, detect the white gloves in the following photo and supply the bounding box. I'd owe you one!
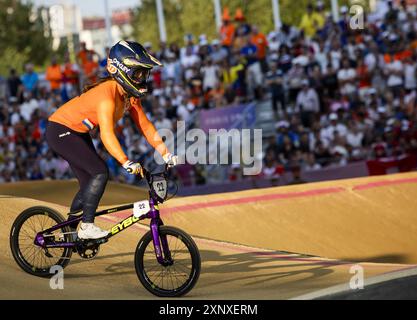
[123,160,144,177]
[163,153,178,168]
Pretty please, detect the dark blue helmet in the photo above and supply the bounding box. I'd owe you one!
[107,40,162,98]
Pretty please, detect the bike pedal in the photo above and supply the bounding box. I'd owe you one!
[81,238,108,245]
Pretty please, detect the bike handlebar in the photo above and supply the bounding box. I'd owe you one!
[141,163,170,184]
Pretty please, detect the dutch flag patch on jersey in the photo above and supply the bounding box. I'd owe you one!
[82,118,96,130]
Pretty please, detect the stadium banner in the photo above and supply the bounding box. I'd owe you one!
[199,103,256,133]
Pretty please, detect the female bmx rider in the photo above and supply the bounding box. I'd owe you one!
[46,40,177,240]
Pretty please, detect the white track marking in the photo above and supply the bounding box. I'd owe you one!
[291,266,417,300]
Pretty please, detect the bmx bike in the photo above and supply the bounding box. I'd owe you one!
[9,165,201,297]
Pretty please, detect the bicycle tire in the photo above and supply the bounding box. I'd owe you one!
[10,206,73,277]
[134,226,201,297]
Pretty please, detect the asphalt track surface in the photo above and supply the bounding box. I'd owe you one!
[1,172,417,299]
[315,274,417,300]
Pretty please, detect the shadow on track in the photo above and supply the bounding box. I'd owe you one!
[64,249,340,289]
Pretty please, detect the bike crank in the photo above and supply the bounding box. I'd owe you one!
[76,238,108,260]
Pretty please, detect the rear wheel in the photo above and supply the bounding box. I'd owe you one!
[134,226,201,297]
[10,206,73,277]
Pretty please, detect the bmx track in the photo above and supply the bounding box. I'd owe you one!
[1,173,417,300]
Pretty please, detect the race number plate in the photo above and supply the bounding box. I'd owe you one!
[152,179,167,200]
[133,200,150,218]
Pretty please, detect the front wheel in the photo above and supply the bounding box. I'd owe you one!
[134,226,201,297]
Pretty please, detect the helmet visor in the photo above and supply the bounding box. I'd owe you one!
[131,68,151,85]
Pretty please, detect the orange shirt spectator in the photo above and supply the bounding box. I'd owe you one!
[76,42,92,66]
[77,42,97,77]
[384,49,412,63]
[220,21,235,47]
[83,59,99,84]
[62,62,79,85]
[250,28,268,59]
[45,58,62,91]
[77,50,88,66]
[398,49,412,61]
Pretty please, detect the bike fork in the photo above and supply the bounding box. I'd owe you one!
[150,218,171,265]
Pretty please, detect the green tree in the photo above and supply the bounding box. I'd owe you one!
[0,0,52,75]
[131,0,353,48]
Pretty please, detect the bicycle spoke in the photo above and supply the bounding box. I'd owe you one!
[26,217,37,235]
[16,213,70,271]
[171,262,192,274]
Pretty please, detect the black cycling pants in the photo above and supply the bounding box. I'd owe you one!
[45,121,108,223]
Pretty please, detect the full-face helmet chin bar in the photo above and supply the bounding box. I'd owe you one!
[142,164,169,204]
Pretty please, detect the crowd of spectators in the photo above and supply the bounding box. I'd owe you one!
[0,0,417,187]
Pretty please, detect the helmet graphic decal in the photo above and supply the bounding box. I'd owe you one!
[107,59,117,74]
[119,40,136,54]
[123,57,153,68]
[148,54,163,66]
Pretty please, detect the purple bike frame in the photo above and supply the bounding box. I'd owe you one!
[34,191,171,265]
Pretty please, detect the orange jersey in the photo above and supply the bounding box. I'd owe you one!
[49,80,123,132]
[49,80,168,162]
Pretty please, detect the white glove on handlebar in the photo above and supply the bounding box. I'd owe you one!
[163,153,178,168]
[123,160,144,177]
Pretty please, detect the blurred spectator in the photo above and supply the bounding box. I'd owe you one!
[404,56,417,92]
[62,52,80,101]
[210,39,228,64]
[77,42,94,66]
[201,57,220,92]
[20,91,39,122]
[241,36,262,99]
[83,51,99,85]
[250,25,268,72]
[265,61,285,117]
[39,150,58,177]
[21,63,39,97]
[234,8,251,38]
[162,51,182,84]
[220,10,235,50]
[153,109,173,131]
[337,58,357,98]
[0,75,6,103]
[296,80,320,128]
[99,47,111,78]
[7,69,23,102]
[299,3,321,38]
[287,165,307,185]
[45,56,62,95]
